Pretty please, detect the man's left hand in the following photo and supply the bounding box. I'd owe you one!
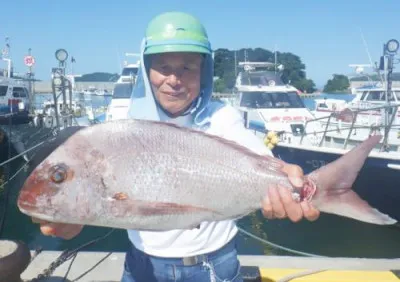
[261,163,320,222]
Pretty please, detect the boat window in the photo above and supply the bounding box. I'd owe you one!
[240,91,305,109]
[366,91,396,102]
[286,92,305,108]
[361,91,369,100]
[113,83,133,99]
[12,87,28,98]
[0,86,7,96]
[239,71,284,86]
[121,67,138,77]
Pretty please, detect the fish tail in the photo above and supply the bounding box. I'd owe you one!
[307,134,397,225]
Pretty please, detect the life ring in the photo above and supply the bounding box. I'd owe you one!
[0,240,31,282]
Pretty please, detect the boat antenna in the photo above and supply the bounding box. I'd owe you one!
[359,28,374,67]
[359,28,385,85]
[274,44,277,74]
[116,45,122,74]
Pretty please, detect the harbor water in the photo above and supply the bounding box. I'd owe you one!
[1,93,399,259]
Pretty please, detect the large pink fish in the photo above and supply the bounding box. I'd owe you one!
[17,119,396,230]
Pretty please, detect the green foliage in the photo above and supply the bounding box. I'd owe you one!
[213,78,226,93]
[213,48,316,93]
[323,74,350,93]
[75,72,120,82]
[293,78,316,94]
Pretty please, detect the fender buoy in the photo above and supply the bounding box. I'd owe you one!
[264,131,279,150]
[0,240,31,282]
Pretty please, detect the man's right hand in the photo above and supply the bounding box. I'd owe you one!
[32,218,83,240]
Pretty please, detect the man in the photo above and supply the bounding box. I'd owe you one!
[36,12,319,282]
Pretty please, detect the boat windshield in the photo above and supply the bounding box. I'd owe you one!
[240,91,306,109]
[121,67,138,77]
[113,83,133,99]
[0,85,7,96]
[361,90,399,102]
[239,71,284,86]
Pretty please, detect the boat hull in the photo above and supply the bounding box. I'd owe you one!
[272,144,400,221]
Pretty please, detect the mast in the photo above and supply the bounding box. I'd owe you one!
[380,39,399,151]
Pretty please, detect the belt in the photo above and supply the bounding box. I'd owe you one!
[182,254,207,266]
[129,236,237,267]
[173,238,236,266]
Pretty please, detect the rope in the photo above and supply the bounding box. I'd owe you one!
[0,116,12,237]
[27,229,115,282]
[0,140,46,168]
[237,226,325,258]
[70,252,113,282]
[0,159,30,189]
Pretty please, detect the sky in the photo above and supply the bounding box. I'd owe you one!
[1,0,400,88]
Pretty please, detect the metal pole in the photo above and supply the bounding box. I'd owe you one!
[61,62,67,118]
[51,78,60,129]
[234,51,237,77]
[383,51,394,151]
[27,48,34,115]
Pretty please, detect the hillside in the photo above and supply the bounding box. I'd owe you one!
[75,72,120,82]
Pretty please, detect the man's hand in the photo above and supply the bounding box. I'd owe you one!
[261,163,320,222]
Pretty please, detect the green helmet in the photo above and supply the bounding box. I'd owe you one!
[144,12,212,55]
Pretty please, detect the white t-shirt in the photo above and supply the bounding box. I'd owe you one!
[127,103,272,257]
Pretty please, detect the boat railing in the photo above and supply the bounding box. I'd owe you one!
[300,103,400,151]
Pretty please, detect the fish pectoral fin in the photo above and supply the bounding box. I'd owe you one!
[136,201,215,216]
[315,190,397,225]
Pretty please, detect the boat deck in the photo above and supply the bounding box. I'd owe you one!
[21,251,400,282]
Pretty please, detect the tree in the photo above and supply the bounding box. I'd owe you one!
[213,78,226,93]
[323,74,350,93]
[293,78,316,93]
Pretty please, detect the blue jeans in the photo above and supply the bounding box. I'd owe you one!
[121,237,243,282]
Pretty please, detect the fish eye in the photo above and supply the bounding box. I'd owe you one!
[49,165,68,184]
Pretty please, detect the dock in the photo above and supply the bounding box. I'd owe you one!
[21,251,400,281]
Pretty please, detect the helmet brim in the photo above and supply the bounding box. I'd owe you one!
[144,44,211,55]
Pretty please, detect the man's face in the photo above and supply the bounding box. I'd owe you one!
[149,52,203,117]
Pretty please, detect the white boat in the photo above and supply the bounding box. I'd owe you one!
[236,41,400,222]
[105,53,139,121]
[116,52,139,83]
[313,83,400,127]
[82,86,97,96]
[232,61,315,138]
[0,41,41,161]
[0,77,32,125]
[105,82,133,121]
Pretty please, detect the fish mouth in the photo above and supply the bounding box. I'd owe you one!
[17,191,39,212]
[17,167,56,213]
[18,206,55,223]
